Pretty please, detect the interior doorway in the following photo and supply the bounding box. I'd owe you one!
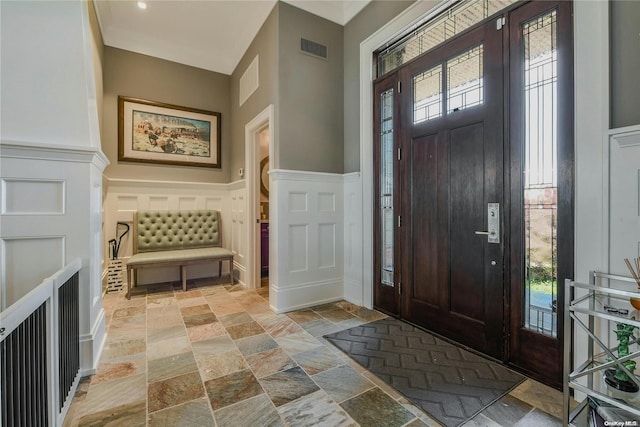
[244,105,274,289]
[257,125,270,287]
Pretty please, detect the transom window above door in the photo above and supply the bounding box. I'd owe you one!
[376,0,517,77]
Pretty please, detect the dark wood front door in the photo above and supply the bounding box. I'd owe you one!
[373,1,573,387]
[398,19,505,359]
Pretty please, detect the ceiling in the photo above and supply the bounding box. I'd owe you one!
[93,0,371,75]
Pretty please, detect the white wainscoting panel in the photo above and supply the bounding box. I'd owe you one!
[288,224,309,273]
[231,185,248,286]
[1,236,64,308]
[2,179,65,214]
[103,178,243,287]
[609,125,640,283]
[0,142,109,375]
[270,170,344,313]
[343,173,364,306]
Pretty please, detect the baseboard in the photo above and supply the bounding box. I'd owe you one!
[79,307,106,376]
[343,278,363,307]
[270,278,343,313]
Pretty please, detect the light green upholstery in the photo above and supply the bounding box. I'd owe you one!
[135,210,221,252]
[126,210,233,299]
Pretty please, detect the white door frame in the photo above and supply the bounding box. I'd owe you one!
[244,105,275,289]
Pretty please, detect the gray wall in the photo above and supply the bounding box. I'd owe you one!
[230,4,279,177]
[102,47,231,183]
[278,2,344,173]
[610,0,640,129]
[343,0,416,173]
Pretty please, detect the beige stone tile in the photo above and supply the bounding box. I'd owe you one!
[227,321,266,340]
[197,349,248,381]
[208,301,245,316]
[148,371,205,413]
[177,296,209,308]
[148,397,215,427]
[82,373,147,415]
[262,316,305,338]
[508,379,564,419]
[147,335,191,361]
[245,347,297,379]
[90,358,146,385]
[147,304,181,320]
[187,321,226,342]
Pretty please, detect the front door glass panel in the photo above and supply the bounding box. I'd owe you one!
[522,10,558,337]
[413,65,443,124]
[447,45,484,113]
[380,88,395,286]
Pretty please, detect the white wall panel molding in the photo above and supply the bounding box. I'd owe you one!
[103,177,244,287]
[0,149,106,374]
[0,140,109,169]
[270,169,344,312]
[343,172,363,306]
[1,236,65,310]
[104,176,232,191]
[608,125,640,280]
[231,187,248,287]
[270,169,346,183]
[2,178,66,215]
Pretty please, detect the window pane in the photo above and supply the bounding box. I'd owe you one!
[378,0,517,76]
[413,65,442,124]
[447,45,484,113]
[522,10,558,337]
[380,89,394,286]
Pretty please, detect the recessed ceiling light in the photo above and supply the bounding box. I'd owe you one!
[137,2,147,10]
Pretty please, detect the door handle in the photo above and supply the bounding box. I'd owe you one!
[475,203,500,244]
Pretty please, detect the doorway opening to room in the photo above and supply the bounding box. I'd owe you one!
[372,0,573,388]
[245,105,274,291]
[257,125,270,288]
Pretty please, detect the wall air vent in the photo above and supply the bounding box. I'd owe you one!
[240,55,259,107]
[301,38,328,60]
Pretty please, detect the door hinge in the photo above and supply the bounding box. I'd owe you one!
[398,282,402,295]
[496,16,506,30]
[397,147,401,160]
[397,215,401,227]
[397,81,402,93]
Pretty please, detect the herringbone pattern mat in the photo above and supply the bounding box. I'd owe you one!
[324,317,524,427]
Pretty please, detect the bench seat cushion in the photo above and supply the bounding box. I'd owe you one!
[127,247,233,267]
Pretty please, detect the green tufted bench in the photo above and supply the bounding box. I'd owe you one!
[126,210,233,299]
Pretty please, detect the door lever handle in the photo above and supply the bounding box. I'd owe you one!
[475,231,493,236]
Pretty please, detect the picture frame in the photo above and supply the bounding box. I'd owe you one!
[118,96,221,168]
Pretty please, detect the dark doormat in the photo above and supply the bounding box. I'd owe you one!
[324,317,525,427]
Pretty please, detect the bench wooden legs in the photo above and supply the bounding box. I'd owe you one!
[126,257,234,300]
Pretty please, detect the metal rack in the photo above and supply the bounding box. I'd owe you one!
[564,271,640,426]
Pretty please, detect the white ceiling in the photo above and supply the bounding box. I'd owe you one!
[93,0,371,75]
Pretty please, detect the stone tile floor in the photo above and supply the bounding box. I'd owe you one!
[63,277,564,426]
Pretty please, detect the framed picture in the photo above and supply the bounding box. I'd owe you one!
[118,96,221,168]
